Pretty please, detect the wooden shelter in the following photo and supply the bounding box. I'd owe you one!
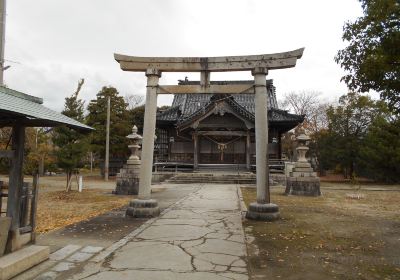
[0,86,91,254]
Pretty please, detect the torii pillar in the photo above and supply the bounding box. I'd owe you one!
[114,48,304,219]
[126,69,162,217]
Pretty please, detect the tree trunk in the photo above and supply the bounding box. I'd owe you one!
[349,161,354,179]
[66,171,72,192]
[39,155,45,176]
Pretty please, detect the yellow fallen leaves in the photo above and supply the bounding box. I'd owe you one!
[36,189,132,233]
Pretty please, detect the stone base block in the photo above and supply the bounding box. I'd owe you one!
[285,177,321,196]
[0,245,49,280]
[293,167,314,172]
[126,199,160,218]
[246,203,280,221]
[290,171,317,177]
[114,178,139,195]
[294,162,311,168]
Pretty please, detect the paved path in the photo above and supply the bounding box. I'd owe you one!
[30,184,248,280]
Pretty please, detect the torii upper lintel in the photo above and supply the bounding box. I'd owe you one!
[114,48,304,72]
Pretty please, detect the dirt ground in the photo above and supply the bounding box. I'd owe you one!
[241,184,400,280]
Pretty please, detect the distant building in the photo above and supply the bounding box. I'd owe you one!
[155,80,304,170]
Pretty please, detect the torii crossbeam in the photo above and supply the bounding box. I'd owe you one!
[115,48,305,220]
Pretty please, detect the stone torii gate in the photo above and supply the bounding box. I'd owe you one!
[115,48,304,220]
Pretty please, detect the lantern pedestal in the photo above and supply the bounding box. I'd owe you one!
[285,130,321,196]
[114,126,142,195]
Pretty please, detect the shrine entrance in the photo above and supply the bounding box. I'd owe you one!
[114,48,304,220]
[199,134,245,164]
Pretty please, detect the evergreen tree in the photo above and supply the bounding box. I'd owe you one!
[128,105,145,134]
[360,117,400,182]
[335,0,400,114]
[53,79,88,191]
[86,86,130,165]
[319,92,383,178]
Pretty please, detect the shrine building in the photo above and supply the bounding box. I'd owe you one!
[155,79,304,171]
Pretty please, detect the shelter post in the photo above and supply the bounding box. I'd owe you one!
[6,123,25,251]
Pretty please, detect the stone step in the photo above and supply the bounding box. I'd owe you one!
[170,175,256,178]
[0,245,49,280]
[168,178,255,180]
[163,172,290,184]
[168,181,256,184]
[168,177,255,180]
[166,178,256,184]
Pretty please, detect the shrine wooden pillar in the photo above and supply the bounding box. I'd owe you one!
[278,132,282,159]
[246,130,251,170]
[193,131,199,170]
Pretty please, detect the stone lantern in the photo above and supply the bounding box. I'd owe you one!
[285,129,321,196]
[126,125,142,165]
[114,125,142,195]
[296,132,311,163]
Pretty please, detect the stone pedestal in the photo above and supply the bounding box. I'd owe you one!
[114,164,140,195]
[285,131,321,196]
[285,176,321,196]
[114,125,142,195]
[126,199,160,218]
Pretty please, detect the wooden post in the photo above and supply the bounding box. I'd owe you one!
[6,124,25,251]
[105,96,111,181]
[246,130,251,170]
[30,173,39,243]
[193,131,198,170]
[278,132,282,159]
[0,0,6,85]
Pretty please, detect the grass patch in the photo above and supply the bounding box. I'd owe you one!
[242,187,400,280]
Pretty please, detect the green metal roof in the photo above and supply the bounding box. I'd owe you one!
[0,86,92,131]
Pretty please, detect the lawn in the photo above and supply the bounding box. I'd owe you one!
[241,185,400,280]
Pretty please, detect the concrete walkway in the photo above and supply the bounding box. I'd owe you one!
[38,184,248,280]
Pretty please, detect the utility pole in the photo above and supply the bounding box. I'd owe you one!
[104,96,110,181]
[0,0,6,85]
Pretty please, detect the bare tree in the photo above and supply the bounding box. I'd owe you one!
[280,91,329,134]
[125,94,144,110]
[280,91,331,173]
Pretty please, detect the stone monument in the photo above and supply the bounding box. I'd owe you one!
[114,125,142,195]
[285,129,321,196]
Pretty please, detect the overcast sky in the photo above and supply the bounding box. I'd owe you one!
[4,0,364,111]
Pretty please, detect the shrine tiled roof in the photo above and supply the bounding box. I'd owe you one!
[156,80,304,127]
